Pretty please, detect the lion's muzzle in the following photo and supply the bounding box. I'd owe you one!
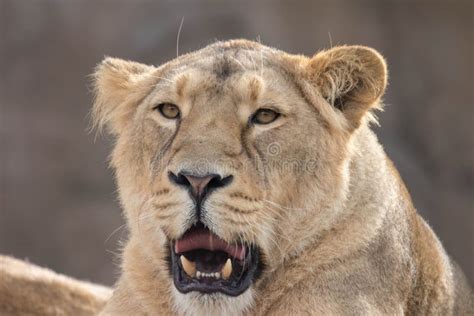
[170,222,262,296]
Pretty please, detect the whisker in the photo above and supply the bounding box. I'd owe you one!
[256,35,264,78]
[208,198,285,257]
[262,199,309,212]
[176,17,184,58]
[328,31,333,48]
[152,202,180,210]
[104,223,127,244]
[228,55,246,71]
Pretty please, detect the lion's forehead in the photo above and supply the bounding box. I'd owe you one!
[149,53,302,117]
[158,42,296,87]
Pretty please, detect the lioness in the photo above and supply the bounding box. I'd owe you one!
[90,39,472,315]
[1,39,471,315]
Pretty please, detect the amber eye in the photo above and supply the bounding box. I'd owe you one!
[156,103,180,119]
[251,108,280,125]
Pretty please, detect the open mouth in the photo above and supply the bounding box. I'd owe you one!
[170,223,261,296]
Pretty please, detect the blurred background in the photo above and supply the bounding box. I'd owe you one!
[1,0,472,286]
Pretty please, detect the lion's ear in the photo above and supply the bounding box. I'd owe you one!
[306,45,387,130]
[92,57,156,135]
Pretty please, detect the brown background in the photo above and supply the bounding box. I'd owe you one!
[1,0,473,286]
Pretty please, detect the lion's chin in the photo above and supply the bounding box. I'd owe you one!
[171,287,255,316]
[169,222,263,297]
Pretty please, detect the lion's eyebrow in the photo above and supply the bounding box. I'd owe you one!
[175,74,189,98]
[248,76,262,102]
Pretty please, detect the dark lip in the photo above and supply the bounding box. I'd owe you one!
[169,227,263,296]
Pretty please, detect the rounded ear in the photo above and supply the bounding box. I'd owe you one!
[305,45,388,129]
[92,57,156,135]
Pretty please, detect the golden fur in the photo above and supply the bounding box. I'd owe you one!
[0,255,111,315]
[94,40,472,315]
[1,39,471,315]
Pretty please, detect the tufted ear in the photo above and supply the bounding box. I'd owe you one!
[306,45,387,130]
[92,57,157,135]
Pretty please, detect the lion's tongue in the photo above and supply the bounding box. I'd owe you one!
[175,227,246,261]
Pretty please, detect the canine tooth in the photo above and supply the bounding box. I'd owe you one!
[222,259,232,280]
[215,272,221,278]
[180,256,196,277]
[196,271,202,279]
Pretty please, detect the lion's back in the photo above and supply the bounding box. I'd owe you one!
[0,255,111,315]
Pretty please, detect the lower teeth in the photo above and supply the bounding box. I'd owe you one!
[196,271,221,279]
[180,255,233,280]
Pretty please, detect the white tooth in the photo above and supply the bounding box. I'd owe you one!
[196,271,202,279]
[215,272,220,278]
[180,256,196,277]
[222,259,232,280]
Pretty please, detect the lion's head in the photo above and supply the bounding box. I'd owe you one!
[93,39,387,314]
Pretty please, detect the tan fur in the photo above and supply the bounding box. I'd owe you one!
[95,39,472,315]
[2,39,471,315]
[0,255,111,315]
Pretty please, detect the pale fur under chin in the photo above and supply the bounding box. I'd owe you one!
[171,287,254,316]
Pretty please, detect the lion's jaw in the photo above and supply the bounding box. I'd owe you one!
[94,40,388,314]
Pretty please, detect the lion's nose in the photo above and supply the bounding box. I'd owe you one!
[168,171,233,202]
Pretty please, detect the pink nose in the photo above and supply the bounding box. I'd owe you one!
[183,174,216,200]
[168,172,233,202]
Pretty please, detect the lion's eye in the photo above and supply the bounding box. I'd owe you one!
[156,103,180,119]
[251,109,280,125]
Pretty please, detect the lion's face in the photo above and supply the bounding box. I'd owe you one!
[93,40,386,313]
